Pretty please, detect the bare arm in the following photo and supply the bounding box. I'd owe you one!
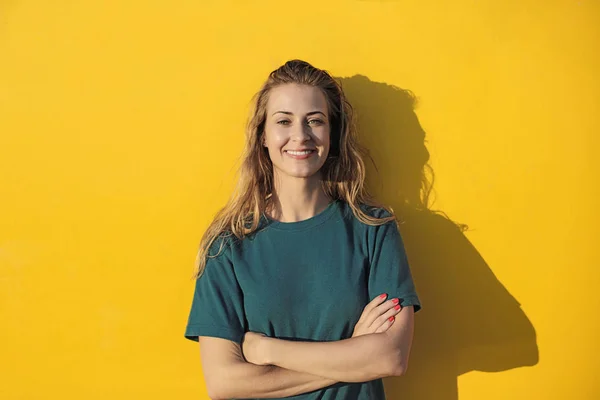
[198,294,401,399]
[198,336,336,399]
[248,305,415,383]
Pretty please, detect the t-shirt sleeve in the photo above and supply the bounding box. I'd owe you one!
[184,239,247,343]
[367,218,422,313]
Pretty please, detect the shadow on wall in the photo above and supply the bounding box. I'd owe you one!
[337,75,539,400]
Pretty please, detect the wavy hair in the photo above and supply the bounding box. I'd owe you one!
[191,60,396,279]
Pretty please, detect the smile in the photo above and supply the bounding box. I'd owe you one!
[285,150,316,159]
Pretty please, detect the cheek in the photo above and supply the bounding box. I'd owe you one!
[266,126,286,143]
[265,129,288,154]
[317,128,331,148]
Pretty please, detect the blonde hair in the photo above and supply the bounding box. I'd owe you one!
[191,60,396,280]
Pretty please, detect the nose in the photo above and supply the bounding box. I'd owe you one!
[290,121,312,143]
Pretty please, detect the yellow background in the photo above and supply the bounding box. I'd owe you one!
[1,1,599,399]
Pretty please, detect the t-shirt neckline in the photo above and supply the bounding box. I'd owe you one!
[261,199,341,231]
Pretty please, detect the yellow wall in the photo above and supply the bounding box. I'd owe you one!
[1,1,598,399]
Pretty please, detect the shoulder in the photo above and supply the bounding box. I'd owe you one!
[354,203,402,246]
[348,202,396,227]
[338,201,398,238]
[359,203,394,220]
[207,231,241,259]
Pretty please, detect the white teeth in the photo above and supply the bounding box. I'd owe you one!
[287,150,313,155]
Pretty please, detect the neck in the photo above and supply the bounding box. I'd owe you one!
[267,173,332,223]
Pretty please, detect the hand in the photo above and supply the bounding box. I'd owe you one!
[352,293,403,338]
[242,331,269,366]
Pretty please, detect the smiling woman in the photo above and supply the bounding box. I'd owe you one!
[184,60,421,400]
[262,84,332,215]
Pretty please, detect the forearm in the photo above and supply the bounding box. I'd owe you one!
[209,360,337,399]
[264,333,400,383]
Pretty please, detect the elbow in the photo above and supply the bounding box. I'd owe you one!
[206,384,225,400]
[205,370,253,400]
[207,388,230,400]
[384,351,409,377]
[388,360,408,377]
[204,376,231,400]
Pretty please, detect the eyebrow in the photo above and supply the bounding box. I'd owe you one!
[272,111,327,117]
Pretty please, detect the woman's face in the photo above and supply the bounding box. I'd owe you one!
[263,83,331,182]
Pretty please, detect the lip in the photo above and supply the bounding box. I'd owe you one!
[284,149,316,160]
[285,149,316,152]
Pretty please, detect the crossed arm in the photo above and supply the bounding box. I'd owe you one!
[198,304,415,399]
[198,340,336,399]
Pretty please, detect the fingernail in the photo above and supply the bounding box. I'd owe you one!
[394,305,401,310]
[388,316,395,322]
[392,298,399,305]
[379,293,387,299]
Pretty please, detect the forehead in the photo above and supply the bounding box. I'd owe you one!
[266,84,328,115]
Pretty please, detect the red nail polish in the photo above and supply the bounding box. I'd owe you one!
[389,316,395,322]
[392,298,399,305]
[380,293,387,299]
[394,305,401,310]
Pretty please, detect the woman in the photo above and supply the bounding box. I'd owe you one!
[184,59,421,399]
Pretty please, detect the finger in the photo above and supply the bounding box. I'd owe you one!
[362,297,400,329]
[370,302,403,332]
[357,293,388,324]
[373,297,403,315]
[367,297,403,325]
[374,315,395,333]
[367,293,389,312]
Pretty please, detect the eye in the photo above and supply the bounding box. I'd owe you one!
[308,119,324,125]
[277,120,291,125]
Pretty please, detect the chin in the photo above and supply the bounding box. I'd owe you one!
[283,169,322,179]
[291,172,320,179]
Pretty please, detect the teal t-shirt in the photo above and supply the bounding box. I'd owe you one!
[184,199,421,399]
